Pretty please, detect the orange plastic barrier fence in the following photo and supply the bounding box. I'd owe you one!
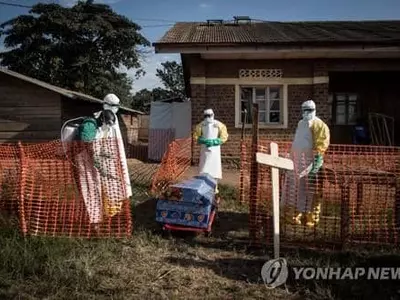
[0,139,132,238]
[148,128,176,162]
[150,137,192,195]
[240,138,400,248]
[125,129,176,162]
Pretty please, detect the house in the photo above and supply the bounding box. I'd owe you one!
[153,18,400,160]
[0,68,144,148]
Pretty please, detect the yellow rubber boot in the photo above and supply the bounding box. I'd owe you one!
[312,203,321,224]
[302,203,321,227]
[293,213,303,225]
[282,205,302,225]
[303,212,315,227]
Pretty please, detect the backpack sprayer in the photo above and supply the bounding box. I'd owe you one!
[60,116,120,181]
[60,117,85,164]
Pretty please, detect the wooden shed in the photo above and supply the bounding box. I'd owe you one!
[0,68,144,144]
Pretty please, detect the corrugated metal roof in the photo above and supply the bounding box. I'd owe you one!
[154,20,400,46]
[0,68,144,115]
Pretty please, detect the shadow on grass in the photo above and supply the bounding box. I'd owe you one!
[166,247,400,300]
[166,256,266,283]
[132,197,159,232]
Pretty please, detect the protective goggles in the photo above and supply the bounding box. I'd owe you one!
[204,114,213,118]
[106,103,119,108]
[302,108,315,113]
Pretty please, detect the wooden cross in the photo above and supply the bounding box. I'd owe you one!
[256,142,294,259]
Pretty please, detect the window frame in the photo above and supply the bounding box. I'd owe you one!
[332,93,359,126]
[235,84,288,129]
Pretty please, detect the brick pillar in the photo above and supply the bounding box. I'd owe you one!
[313,61,331,124]
[188,54,207,165]
[191,84,206,165]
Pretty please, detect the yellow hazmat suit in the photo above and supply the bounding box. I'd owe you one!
[281,100,330,227]
[193,109,228,193]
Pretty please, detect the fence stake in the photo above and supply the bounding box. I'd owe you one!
[18,141,28,236]
[249,103,259,244]
[239,109,248,204]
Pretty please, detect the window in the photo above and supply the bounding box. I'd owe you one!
[239,86,284,125]
[333,93,358,125]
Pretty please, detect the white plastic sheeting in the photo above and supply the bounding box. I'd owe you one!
[148,101,192,161]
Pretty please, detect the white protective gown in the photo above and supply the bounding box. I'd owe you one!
[198,120,223,179]
[76,111,132,224]
[76,155,102,223]
[281,119,315,213]
[93,110,132,199]
[75,143,103,224]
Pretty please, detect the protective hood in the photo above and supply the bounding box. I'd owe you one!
[103,93,120,114]
[301,100,316,121]
[204,108,214,123]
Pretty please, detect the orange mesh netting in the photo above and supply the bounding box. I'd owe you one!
[0,139,132,238]
[240,138,400,248]
[150,137,192,195]
[148,128,176,162]
[0,144,20,222]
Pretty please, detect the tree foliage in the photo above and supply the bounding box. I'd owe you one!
[0,0,150,105]
[155,61,185,99]
[131,60,186,112]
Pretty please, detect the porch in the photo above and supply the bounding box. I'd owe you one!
[329,71,400,145]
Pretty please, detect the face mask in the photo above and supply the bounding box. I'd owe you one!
[302,109,315,121]
[103,104,119,114]
[204,114,214,123]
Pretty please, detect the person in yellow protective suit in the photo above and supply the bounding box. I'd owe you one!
[281,100,330,227]
[193,109,229,194]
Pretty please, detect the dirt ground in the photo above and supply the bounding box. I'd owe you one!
[127,159,240,187]
[181,166,239,187]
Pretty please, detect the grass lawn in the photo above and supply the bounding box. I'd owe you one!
[1,183,400,299]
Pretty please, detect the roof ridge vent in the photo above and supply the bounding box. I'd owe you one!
[206,19,224,26]
[234,16,251,24]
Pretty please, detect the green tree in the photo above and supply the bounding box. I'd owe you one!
[131,88,152,113]
[131,87,173,112]
[155,61,185,99]
[0,0,150,105]
[131,60,186,111]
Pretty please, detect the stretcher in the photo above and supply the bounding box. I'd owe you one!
[155,174,219,237]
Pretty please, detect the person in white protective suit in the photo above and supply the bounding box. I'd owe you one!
[192,109,228,194]
[281,100,330,227]
[71,94,132,226]
[97,93,132,201]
